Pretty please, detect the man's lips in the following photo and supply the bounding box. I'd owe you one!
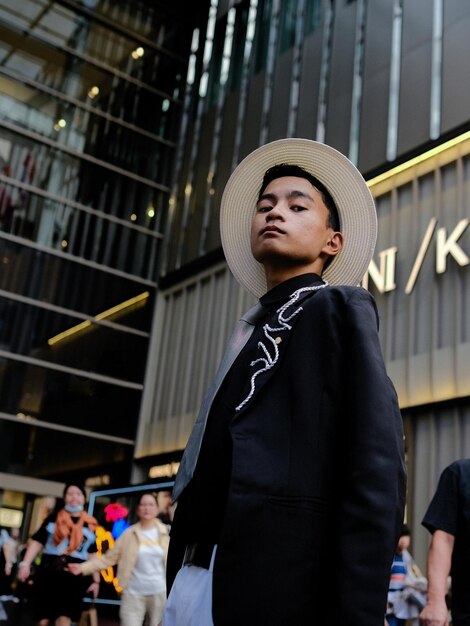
[260,225,285,235]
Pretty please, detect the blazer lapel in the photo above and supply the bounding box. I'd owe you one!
[172,302,267,500]
[233,284,327,418]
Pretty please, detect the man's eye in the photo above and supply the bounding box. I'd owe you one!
[257,205,272,213]
[291,205,306,212]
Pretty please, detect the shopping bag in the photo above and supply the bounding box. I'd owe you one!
[78,605,98,626]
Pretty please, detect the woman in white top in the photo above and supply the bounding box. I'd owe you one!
[69,493,169,626]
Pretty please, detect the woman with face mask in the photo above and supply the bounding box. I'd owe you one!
[17,484,99,626]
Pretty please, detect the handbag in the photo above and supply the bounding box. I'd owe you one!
[404,587,427,610]
[403,571,428,611]
[78,605,98,626]
[42,555,68,572]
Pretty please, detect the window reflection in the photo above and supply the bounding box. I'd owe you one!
[0,238,155,328]
[0,74,176,175]
[0,419,132,479]
[0,4,183,137]
[0,358,141,440]
[0,126,166,279]
[0,297,149,382]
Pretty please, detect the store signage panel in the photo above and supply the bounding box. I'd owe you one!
[362,218,469,294]
[0,507,23,527]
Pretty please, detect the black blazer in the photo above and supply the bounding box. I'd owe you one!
[168,284,406,625]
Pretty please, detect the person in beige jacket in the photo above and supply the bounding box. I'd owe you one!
[69,492,169,626]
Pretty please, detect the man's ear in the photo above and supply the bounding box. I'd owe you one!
[323,231,344,258]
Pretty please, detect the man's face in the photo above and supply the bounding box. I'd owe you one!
[157,490,172,513]
[250,176,342,273]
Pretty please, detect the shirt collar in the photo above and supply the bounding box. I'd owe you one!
[260,273,325,309]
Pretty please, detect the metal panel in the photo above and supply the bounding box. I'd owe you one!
[397,0,433,156]
[358,0,394,172]
[239,72,265,158]
[268,48,293,140]
[206,92,239,252]
[296,27,322,140]
[187,109,217,260]
[441,10,470,134]
[324,0,357,154]
[217,0,230,19]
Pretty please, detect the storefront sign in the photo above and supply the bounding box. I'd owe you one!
[148,462,180,478]
[0,507,23,527]
[362,218,469,294]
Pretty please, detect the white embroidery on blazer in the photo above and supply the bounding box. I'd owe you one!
[235,283,328,411]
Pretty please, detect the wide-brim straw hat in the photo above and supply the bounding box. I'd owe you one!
[220,138,377,298]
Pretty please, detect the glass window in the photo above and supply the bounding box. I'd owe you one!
[0,82,176,184]
[253,0,273,73]
[227,3,249,92]
[0,238,155,330]
[0,180,162,280]
[279,0,298,53]
[206,18,226,108]
[0,357,141,440]
[0,297,149,383]
[0,129,166,278]
[306,0,322,33]
[0,418,133,481]
[0,33,181,146]
[0,3,184,123]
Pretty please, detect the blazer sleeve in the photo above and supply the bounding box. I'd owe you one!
[335,288,406,624]
[80,531,125,575]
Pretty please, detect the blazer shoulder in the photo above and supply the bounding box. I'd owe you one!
[303,285,377,311]
[327,285,375,302]
[300,285,380,332]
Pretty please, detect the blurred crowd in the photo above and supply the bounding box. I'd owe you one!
[0,459,468,626]
[0,485,173,626]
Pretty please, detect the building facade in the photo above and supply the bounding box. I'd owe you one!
[135,0,470,569]
[0,0,209,531]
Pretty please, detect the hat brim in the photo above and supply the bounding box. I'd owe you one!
[220,138,377,298]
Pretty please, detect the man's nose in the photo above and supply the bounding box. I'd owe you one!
[266,203,286,220]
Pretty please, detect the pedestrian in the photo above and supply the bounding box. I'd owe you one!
[17,484,99,626]
[157,490,173,529]
[386,524,427,626]
[420,459,470,626]
[163,138,406,626]
[69,492,169,626]
[0,527,22,599]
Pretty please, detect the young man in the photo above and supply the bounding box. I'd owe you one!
[163,139,406,626]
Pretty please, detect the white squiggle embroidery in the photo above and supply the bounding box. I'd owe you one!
[235,283,328,411]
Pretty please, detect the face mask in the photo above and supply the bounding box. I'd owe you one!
[64,504,84,513]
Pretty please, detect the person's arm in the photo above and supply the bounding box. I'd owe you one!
[84,553,101,599]
[69,534,123,576]
[419,530,453,626]
[16,539,44,582]
[2,542,12,576]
